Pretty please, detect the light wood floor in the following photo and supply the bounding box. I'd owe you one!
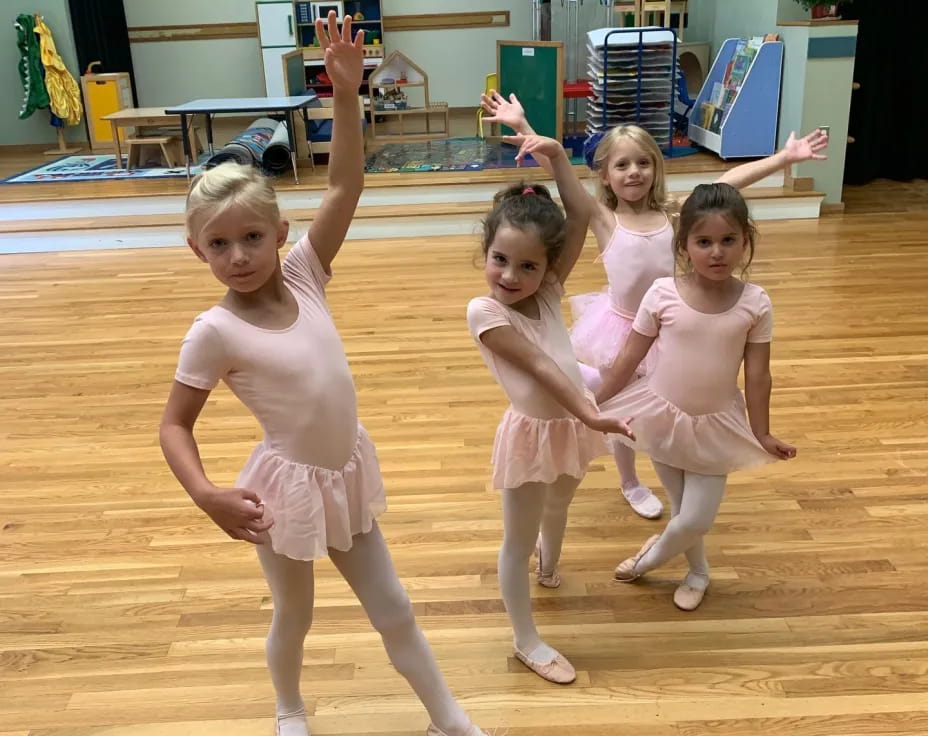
[1,182,927,735]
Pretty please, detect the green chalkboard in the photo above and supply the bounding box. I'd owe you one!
[284,50,306,97]
[497,41,563,143]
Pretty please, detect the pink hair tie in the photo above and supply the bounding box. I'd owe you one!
[522,186,535,195]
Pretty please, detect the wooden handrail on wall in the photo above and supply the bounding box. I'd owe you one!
[129,13,511,43]
[382,11,509,32]
[128,23,258,43]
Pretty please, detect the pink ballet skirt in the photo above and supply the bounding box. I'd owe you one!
[600,382,777,477]
[237,425,387,561]
[491,406,610,489]
[569,291,656,375]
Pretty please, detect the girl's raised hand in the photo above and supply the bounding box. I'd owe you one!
[315,11,364,91]
[481,90,527,131]
[502,133,564,166]
[782,129,828,164]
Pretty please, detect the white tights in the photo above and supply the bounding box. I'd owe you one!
[499,475,580,658]
[636,461,727,583]
[257,522,471,735]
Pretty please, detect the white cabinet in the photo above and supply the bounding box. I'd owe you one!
[258,2,296,46]
[257,1,297,95]
[262,47,292,97]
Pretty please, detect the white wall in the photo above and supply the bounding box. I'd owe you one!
[381,1,532,107]
[704,0,779,59]
[777,0,810,23]
[685,1,716,44]
[1,1,84,146]
[779,23,858,204]
[687,0,811,57]
[777,26,807,151]
[124,0,256,25]
[123,0,265,106]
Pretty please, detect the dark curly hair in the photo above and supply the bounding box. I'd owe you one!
[481,181,567,267]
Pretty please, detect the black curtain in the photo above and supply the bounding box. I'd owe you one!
[67,0,138,106]
[841,0,928,184]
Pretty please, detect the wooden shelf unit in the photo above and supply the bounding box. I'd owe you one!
[367,50,449,141]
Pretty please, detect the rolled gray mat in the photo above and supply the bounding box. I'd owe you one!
[262,120,291,175]
[205,117,277,168]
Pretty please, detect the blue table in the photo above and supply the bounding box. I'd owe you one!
[165,96,315,182]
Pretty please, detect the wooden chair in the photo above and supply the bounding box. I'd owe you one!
[611,0,643,27]
[639,1,687,39]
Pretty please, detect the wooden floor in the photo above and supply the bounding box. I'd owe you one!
[1,181,927,735]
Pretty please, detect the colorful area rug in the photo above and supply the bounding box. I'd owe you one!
[364,137,537,174]
[2,155,202,183]
[364,136,692,174]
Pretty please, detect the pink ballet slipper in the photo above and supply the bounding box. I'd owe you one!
[673,575,710,611]
[534,537,561,589]
[513,646,577,684]
[621,483,663,519]
[613,534,660,582]
[275,706,308,736]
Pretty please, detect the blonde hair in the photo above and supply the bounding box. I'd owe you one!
[591,125,669,214]
[185,162,280,239]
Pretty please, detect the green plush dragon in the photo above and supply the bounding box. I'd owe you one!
[16,13,50,119]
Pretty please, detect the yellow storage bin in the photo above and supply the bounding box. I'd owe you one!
[81,68,133,151]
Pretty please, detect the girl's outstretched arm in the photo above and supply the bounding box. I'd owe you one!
[306,12,365,272]
[483,92,606,224]
[596,330,655,404]
[716,129,829,190]
[480,325,634,438]
[480,91,551,170]
[744,341,797,459]
[506,133,591,284]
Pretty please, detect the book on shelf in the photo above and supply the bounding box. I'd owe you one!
[698,102,725,134]
[698,34,773,131]
[699,102,713,129]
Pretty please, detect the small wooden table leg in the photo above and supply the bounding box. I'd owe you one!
[111,121,122,169]
[160,140,175,167]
